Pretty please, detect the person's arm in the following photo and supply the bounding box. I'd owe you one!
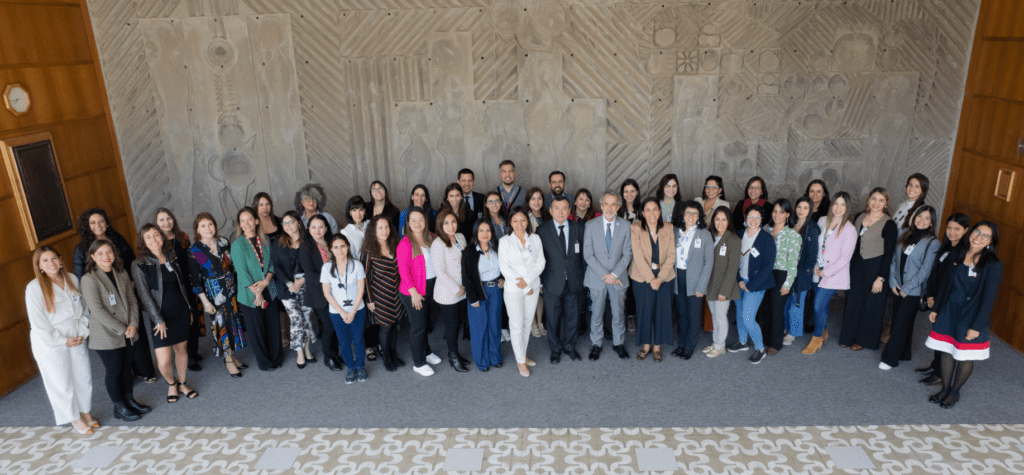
[497,240,522,284]
[876,220,898,281]
[525,235,547,287]
[361,253,375,308]
[395,238,417,295]
[657,227,675,282]
[431,241,457,296]
[631,225,655,282]
[749,233,777,290]
[124,271,139,330]
[823,224,857,278]
[230,238,256,300]
[904,239,938,295]
[131,261,165,328]
[320,266,344,315]
[25,283,65,348]
[722,236,741,298]
[969,261,1003,333]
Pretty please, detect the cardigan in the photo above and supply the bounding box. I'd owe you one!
[431,234,467,305]
[270,239,304,301]
[497,233,545,295]
[230,235,277,308]
[706,234,741,301]
[628,222,676,284]
[25,276,89,350]
[765,225,801,290]
[397,235,435,296]
[673,226,714,296]
[81,267,139,350]
[793,221,821,293]
[816,217,858,290]
[131,254,194,328]
[889,234,939,297]
[737,229,776,292]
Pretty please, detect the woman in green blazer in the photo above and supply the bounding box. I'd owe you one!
[230,207,283,371]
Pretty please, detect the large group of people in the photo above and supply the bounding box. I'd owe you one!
[25,161,1002,434]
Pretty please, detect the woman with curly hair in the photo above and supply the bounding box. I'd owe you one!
[295,183,339,234]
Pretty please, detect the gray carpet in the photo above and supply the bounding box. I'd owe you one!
[2,297,1023,428]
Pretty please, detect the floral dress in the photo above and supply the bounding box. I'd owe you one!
[188,236,246,355]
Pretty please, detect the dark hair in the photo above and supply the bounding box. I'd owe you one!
[702,175,726,201]
[898,205,937,248]
[618,178,641,219]
[369,180,395,208]
[862,187,894,217]
[499,160,515,169]
[965,221,1000,273]
[193,212,217,240]
[708,206,734,237]
[439,183,468,223]
[792,196,813,235]
[742,176,768,202]
[458,168,475,180]
[402,206,435,257]
[436,209,460,248]
[84,239,124,273]
[525,187,550,221]
[471,219,499,252]
[234,206,268,242]
[327,233,353,278]
[278,211,305,248]
[154,207,185,241]
[484,190,508,223]
[77,207,110,248]
[638,197,664,232]
[672,200,706,230]
[902,173,930,228]
[744,204,766,221]
[306,213,331,237]
[769,199,796,229]
[363,214,398,259]
[408,184,433,213]
[136,223,172,259]
[344,195,368,227]
[941,213,971,251]
[571,188,597,222]
[656,174,680,203]
[508,206,534,235]
[549,170,565,182]
[805,179,832,221]
[252,192,278,221]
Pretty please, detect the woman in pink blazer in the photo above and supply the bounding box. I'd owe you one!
[397,207,443,376]
[803,191,857,354]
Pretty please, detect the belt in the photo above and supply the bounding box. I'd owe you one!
[483,278,501,287]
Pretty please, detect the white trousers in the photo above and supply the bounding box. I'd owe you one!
[31,333,92,425]
[504,289,541,364]
[707,298,732,350]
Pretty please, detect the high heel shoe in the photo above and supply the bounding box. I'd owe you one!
[940,390,960,409]
[167,380,179,403]
[71,419,94,435]
[449,352,468,373]
[225,356,243,378]
[929,387,950,404]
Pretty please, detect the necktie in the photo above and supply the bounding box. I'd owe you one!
[606,222,612,250]
[558,225,566,254]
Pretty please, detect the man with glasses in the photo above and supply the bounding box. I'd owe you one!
[582,193,632,360]
[495,160,525,212]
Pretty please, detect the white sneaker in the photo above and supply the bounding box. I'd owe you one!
[425,353,442,365]
[878,362,892,371]
[413,365,435,376]
[701,345,714,353]
[783,335,795,346]
[501,330,511,342]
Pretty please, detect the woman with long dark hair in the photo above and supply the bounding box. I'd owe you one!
[630,198,676,362]
[925,221,1002,408]
[656,174,682,223]
[618,178,642,335]
[802,192,857,355]
[339,195,377,361]
[703,207,740,358]
[570,188,599,223]
[465,218,507,372]
[272,211,317,368]
[783,197,820,345]
[231,207,283,371]
[369,180,401,233]
[695,175,729,223]
[731,176,769,233]
[525,186,548,338]
[431,208,471,372]
[252,192,282,241]
[362,214,407,372]
[397,207,442,376]
[155,207,204,371]
[399,184,437,236]
[892,173,930,232]
[499,206,544,376]
[729,205,776,364]
[322,233,369,384]
[758,198,800,354]
[805,179,831,224]
[440,183,473,240]
[839,188,898,351]
[482,190,511,239]
[917,213,970,385]
[299,214,341,371]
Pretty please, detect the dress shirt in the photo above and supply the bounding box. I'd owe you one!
[676,225,697,269]
[553,219,570,254]
[477,245,502,281]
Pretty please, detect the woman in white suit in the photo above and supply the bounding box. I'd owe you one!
[25,246,96,434]
[499,206,546,377]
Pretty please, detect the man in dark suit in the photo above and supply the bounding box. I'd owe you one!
[536,195,586,363]
[458,168,486,224]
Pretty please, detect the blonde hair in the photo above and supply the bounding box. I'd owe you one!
[32,246,77,313]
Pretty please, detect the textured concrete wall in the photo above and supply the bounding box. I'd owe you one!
[87,0,980,227]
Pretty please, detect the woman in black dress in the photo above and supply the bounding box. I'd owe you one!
[917,213,970,385]
[362,214,407,372]
[253,192,283,242]
[299,214,342,371]
[925,221,1002,408]
[131,224,198,403]
[155,207,204,371]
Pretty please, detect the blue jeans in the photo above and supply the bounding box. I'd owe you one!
[813,288,838,337]
[784,290,808,338]
[735,280,765,351]
[330,308,366,370]
[469,284,503,370]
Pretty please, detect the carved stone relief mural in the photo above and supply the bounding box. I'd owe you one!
[88,0,980,224]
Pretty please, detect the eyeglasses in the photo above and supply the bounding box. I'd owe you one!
[684,210,700,216]
[282,220,297,226]
[371,186,384,192]
[971,229,992,241]
[748,185,762,190]
[486,199,502,205]
[704,185,720,190]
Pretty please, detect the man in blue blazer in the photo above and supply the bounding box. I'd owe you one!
[583,193,633,360]
[537,196,586,363]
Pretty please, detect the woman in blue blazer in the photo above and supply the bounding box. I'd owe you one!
[729,205,776,364]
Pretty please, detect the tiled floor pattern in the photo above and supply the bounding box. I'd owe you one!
[1,424,1023,474]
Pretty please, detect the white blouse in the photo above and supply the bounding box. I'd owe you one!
[341,222,366,260]
[25,276,90,350]
[498,233,546,294]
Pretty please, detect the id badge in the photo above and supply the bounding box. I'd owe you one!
[751,248,760,258]
[719,246,727,257]
[108,293,117,306]
[939,252,949,262]
[72,295,82,305]
[164,262,174,272]
[574,243,580,254]
[904,244,916,255]
[968,267,977,277]
[694,238,702,249]
[859,226,867,236]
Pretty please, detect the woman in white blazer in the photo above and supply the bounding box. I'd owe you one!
[499,206,546,377]
[25,246,96,434]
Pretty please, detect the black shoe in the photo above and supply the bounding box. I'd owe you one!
[457,353,471,366]
[230,371,243,378]
[382,354,397,372]
[271,363,282,370]
[671,347,685,358]
[550,352,561,364]
[306,355,318,364]
[930,387,950,404]
[325,358,343,371]
[940,390,960,409]
[920,375,941,386]
[123,396,152,414]
[567,349,582,361]
[392,353,406,368]
[748,350,767,364]
[236,361,249,369]
[188,362,203,371]
[589,346,602,361]
[494,361,503,368]
[297,359,306,369]
[449,352,469,373]
[613,345,629,359]
[113,403,141,421]
[682,348,694,360]
[915,365,935,374]
[727,341,751,353]
[479,366,489,372]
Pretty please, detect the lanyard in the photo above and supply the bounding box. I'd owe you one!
[504,187,519,210]
[248,236,264,267]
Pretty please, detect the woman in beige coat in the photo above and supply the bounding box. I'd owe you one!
[629,197,676,362]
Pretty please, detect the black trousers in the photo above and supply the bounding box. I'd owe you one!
[439,300,467,354]
[757,269,788,351]
[132,318,155,379]
[544,282,580,353]
[240,301,284,370]
[881,294,921,367]
[399,278,436,366]
[378,321,399,357]
[95,340,134,404]
[840,255,888,349]
[803,286,816,332]
[187,308,204,362]
[314,305,339,361]
[675,269,703,350]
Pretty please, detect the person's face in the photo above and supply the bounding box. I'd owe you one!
[868,192,887,213]
[239,211,257,236]
[350,207,366,225]
[510,212,528,234]
[375,219,390,242]
[39,251,62,278]
[714,212,729,234]
[643,201,660,225]
[91,244,115,271]
[301,197,318,213]
[772,204,789,226]
[704,180,721,200]
[499,164,516,185]
[411,188,426,207]
[832,198,847,217]
[529,192,543,212]
[371,184,386,202]
[795,201,810,220]
[257,197,273,217]
[477,223,493,244]
[906,178,922,202]
[447,189,462,209]
[486,195,502,215]
[601,194,619,219]
[549,174,565,195]
[808,184,824,204]
[914,211,932,230]
[946,222,966,245]
[746,210,763,230]
[156,212,175,234]
[575,193,590,213]
[408,212,426,235]
[550,199,570,222]
[458,173,475,194]
[281,215,300,237]
[623,184,638,204]
[969,225,993,252]
[309,220,327,241]
[663,179,678,199]
[442,215,458,238]
[331,239,349,260]
[197,219,216,240]
[747,181,763,200]
[143,228,164,256]
[88,214,107,238]
[684,207,700,228]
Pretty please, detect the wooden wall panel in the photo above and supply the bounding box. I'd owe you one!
[977,0,1024,38]
[51,116,116,178]
[960,96,1024,167]
[0,64,105,131]
[0,256,33,331]
[0,3,91,66]
[0,197,30,265]
[968,41,1024,103]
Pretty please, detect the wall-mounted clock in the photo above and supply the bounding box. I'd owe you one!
[4,84,31,116]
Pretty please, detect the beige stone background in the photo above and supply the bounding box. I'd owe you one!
[86,0,980,228]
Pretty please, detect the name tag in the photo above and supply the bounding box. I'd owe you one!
[574,243,580,254]
[939,252,949,262]
[904,244,915,256]
[751,248,760,258]
[164,262,174,272]
[477,212,483,219]
[108,293,117,306]
[651,263,659,270]
[719,245,727,257]
[859,226,867,236]
[968,267,977,277]
[694,238,701,248]
[72,295,81,305]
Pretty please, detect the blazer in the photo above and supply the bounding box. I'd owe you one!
[81,267,139,350]
[231,235,277,308]
[816,217,858,290]
[695,196,730,222]
[536,219,586,294]
[583,216,632,290]
[706,233,741,301]
[934,259,1003,334]
[673,226,714,296]
[498,233,546,295]
[431,234,467,305]
[462,244,501,303]
[738,229,777,292]
[793,222,821,293]
[131,254,194,328]
[889,234,939,297]
[465,191,487,222]
[271,240,304,301]
[298,239,330,308]
[25,276,90,350]
[924,242,966,299]
[397,235,436,296]
[628,222,676,284]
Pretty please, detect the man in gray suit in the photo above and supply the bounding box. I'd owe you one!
[583,192,633,360]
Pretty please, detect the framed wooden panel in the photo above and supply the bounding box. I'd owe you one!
[0,132,75,248]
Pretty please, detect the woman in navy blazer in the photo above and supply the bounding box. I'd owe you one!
[784,197,820,343]
[730,205,776,364]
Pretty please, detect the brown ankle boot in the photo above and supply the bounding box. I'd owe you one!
[802,336,824,354]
